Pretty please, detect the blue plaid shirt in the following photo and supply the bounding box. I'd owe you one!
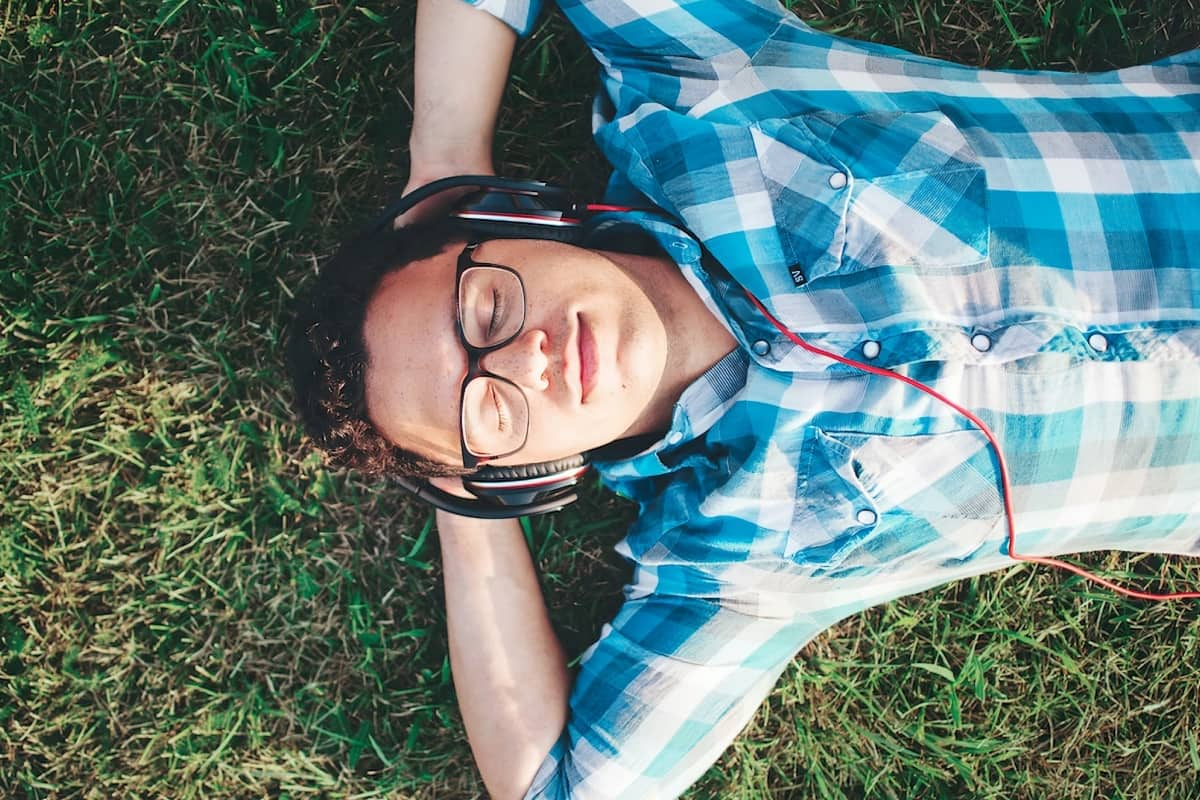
[467,0,1200,796]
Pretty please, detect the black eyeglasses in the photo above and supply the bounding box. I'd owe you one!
[455,242,532,469]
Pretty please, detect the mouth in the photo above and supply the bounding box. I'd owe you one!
[577,314,598,404]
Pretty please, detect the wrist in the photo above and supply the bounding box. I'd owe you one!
[408,137,495,184]
[436,509,524,548]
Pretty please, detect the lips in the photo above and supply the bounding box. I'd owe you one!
[578,315,597,403]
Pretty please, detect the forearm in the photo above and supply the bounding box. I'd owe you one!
[410,0,517,180]
[437,510,569,800]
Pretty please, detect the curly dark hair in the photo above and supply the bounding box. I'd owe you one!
[286,218,469,478]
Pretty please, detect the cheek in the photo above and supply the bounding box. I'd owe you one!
[522,401,628,460]
[618,306,668,390]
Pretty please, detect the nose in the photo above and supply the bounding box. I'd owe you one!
[479,328,550,391]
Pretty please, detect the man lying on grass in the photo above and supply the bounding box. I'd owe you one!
[287,0,1200,797]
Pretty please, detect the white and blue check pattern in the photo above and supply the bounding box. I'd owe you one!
[468,0,1200,797]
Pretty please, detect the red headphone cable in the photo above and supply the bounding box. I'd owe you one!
[744,290,1200,602]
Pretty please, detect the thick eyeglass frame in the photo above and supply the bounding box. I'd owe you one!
[455,241,531,469]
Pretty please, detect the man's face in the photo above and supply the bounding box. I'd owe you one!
[363,238,670,468]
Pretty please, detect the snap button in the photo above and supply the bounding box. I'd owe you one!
[751,339,771,356]
[666,431,684,446]
[970,333,992,352]
[828,172,848,190]
[861,340,881,360]
[856,508,877,526]
[1088,332,1108,352]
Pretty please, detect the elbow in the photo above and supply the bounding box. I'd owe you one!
[478,733,571,800]
[474,728,567,800]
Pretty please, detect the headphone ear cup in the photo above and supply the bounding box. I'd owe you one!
[449,183,585,244]
[456,218,584,244]
[463,454,591,510]
[470,454,588,483]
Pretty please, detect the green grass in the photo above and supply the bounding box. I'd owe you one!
[2,0,1199,797]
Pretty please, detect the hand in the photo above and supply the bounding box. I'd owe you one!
[392,168,492,229]
[402,0,516,228]
[429,474,476,499]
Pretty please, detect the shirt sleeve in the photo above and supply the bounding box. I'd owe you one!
[555,0,789,63]
[521,588,829,799]
[464,0,543,36]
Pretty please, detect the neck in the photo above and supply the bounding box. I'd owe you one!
[601,249,737,439]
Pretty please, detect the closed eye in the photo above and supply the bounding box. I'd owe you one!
[489,382,509,433]
[488,288,505,340]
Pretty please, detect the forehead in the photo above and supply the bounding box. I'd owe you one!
[362,245,464,465]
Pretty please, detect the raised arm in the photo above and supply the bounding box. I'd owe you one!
[522,585,827,799]
[437,508,571,800]
[401,0,521,220]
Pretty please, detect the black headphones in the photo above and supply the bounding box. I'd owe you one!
[371,175,651,519]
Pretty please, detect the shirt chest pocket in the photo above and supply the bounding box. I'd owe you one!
[756,110,990,285]
[786,427,1004,573]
